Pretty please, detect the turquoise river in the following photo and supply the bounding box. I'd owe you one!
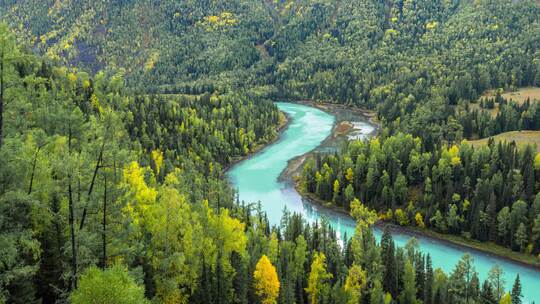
[228,102,540,303]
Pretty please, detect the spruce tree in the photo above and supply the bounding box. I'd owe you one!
[424,255,433,304]
[380,226,397,296]
[480,280,497,304]
[511,275,522,304]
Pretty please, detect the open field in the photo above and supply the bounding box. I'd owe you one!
[468,102,500,117]
[501,87,540,104]
[481,87,540,104]
[469,130,540,151]
[469,87,540,117]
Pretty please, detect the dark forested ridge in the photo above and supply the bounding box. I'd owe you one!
[1,0,540,303]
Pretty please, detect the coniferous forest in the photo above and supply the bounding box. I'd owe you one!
[1,0,540,303]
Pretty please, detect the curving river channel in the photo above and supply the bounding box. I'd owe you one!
[228,102,540,303]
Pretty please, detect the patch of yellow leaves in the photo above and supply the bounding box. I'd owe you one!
[201,12,239,30]
[426,21,438,30]
[253,255,280,304]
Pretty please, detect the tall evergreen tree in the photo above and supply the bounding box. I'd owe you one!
[424,255,433,304]
[511,275,522,304]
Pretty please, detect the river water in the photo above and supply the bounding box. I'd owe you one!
[227,102,540,303]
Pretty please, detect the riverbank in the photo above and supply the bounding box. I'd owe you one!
[294,176,540,270]
[291,99,380,126]
[225,110,289,172]
[396,224,540,269]
[276,102,540,270]
[278,100,377,181]
[228,102,540,301]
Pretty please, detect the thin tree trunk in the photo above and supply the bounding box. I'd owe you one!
[0,46,4,148]
[28,143,47,194]
[68,176,77,289]
[68,126,78,289]
[28,147,40,194]
[101,175,107,269]
[79,142,105,230]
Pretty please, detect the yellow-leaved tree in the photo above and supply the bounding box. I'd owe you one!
[344,264,367,304]
[306,252,332,304]
[253,255,280,304]
[350,198,377,230]
[345,167,354,184]
[148,173,203,303]
[499,293,511,304]
[415,212,425,228]
[349,198,378,266]
[118,167,203,303]
[151,149,164,176]
[534,153,540,170]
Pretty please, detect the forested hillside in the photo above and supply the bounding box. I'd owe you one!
[270,0,540,144]
[0,0,274,91]
[2,0,539,108]
[1,0,540,303]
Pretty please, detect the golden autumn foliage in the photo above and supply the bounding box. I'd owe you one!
[415,212,425,228]
[205,206,247,260]
[426,21,438,30]
[350,198,377,230]
[201,12,238,30]
[121,162,157,226]
[68,72,78,84]
[90,93,103,114]
[534,153,540,170]
[306,252,332,304]
[394,208,409,226]
[499,293,511,304]
[253,255,280,304]
[344,264,367,304]
[151,149,164,176]
[345,167,354,183]
[333,179,340,194]
[445,145,461,166]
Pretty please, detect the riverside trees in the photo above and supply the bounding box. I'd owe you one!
[301,133,540,256]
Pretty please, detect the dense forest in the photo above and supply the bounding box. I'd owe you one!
[300,134,540,255]
[1,0,540,303]
[2,32,527,303]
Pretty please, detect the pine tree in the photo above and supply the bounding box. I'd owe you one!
[481,280,497,304]
[381,226,397,296]
[231,251,248,304]
[415,255,425,300]
[450,254,476,302]
[511,275,522,304]
[424,255,433,304]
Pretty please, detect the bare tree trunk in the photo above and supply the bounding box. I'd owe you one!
[28,147,40,194]
[0,46,4,148]
[79,141,105,230]
[101,175,107,269]
[28,143,47,194]
[68,126,78,289]
[68,175,77,289]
